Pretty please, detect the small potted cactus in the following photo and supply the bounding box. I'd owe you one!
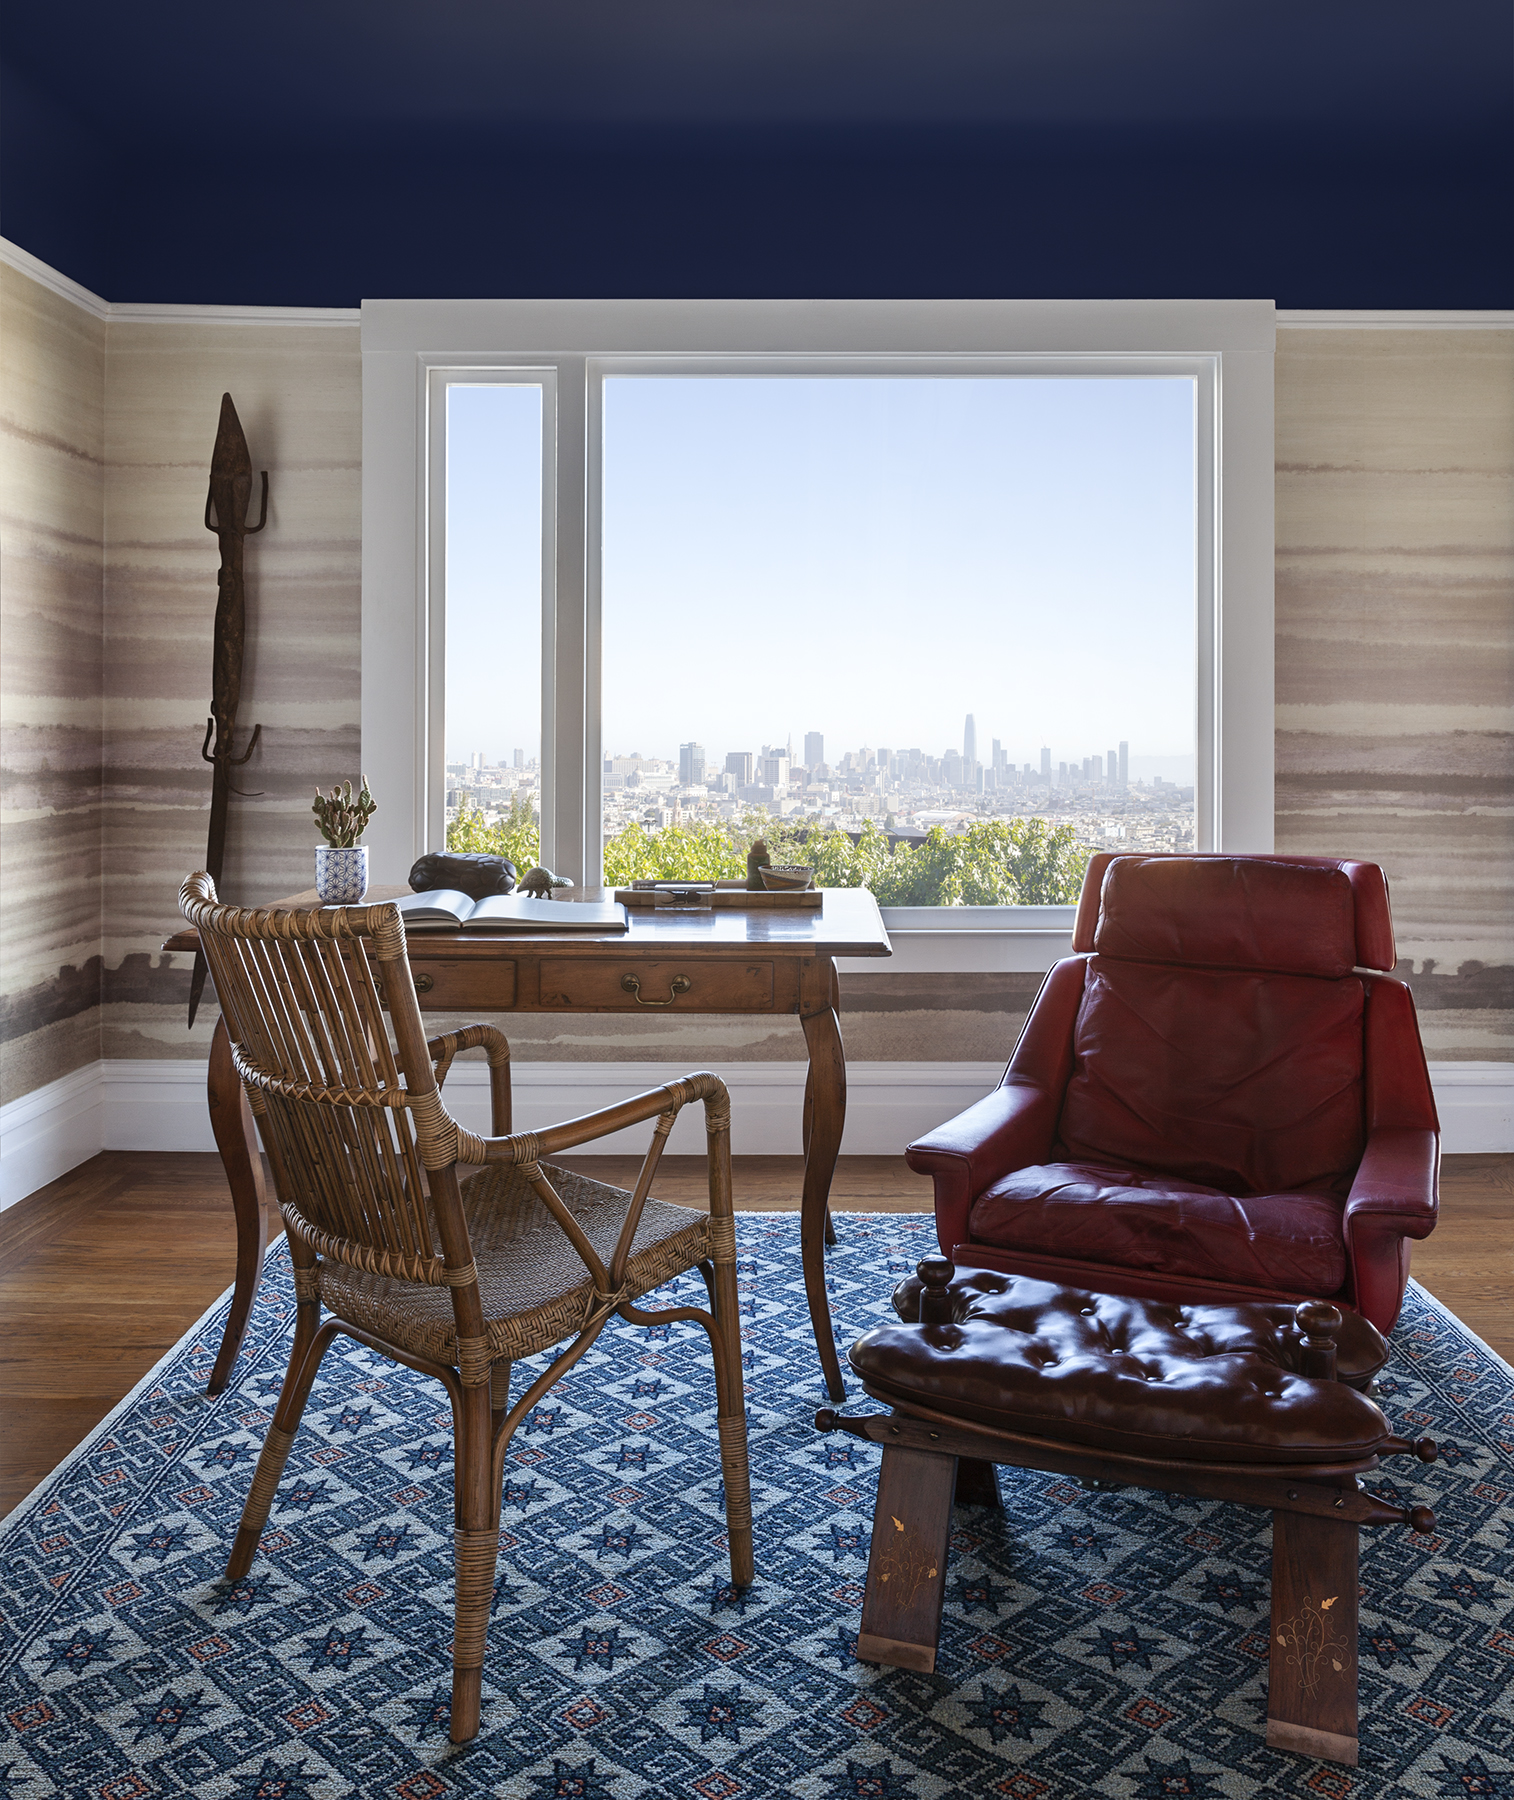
[312,777,377,903]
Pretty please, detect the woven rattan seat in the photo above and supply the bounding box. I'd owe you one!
[179,873,753,1745]
[320,1164,714,1366]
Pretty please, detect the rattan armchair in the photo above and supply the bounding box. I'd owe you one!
[180,872,753,1744]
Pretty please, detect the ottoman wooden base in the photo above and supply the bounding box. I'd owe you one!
[821,1263,1439,1769]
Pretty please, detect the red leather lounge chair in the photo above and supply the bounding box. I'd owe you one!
[905,854,1439,1334]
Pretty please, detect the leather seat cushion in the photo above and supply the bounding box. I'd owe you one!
[848,1268,1393,1464]
[968,1161,1347,1296]
[1057,956,1366,1196]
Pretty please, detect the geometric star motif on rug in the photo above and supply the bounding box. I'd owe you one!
[1083,1624,1169,1671]
[128,1523,191,1563]
[1430,1752,1514,1797]
[278,1476,338,1510]
[1054,1522,1113,1561]
[503,1477,539,1510]
[829,1522,869,1562]
[360,1522,414,1562]
[593,1522,642,1559]
[960,1682,1049,1742]
[1360,1622,1430,1668]
[204,1437,256,1469]
[530,1758,616,1800]
[842,1757,912,1798]
[400,1441,450,1472]
[817,1625,860,1667]
[42,1625,114,1673]
[130,1685,209,1744]
[954,1574,1006,1615]
[681,1682,762,1743]
[402,1686,452,1740]
[232,1756,323,1799]
[612,1443,651,1472]
[1428,1568,1497,1608]
[709,1576,749,1613]
[562,1625,631,1671]
[1198,1569,1267,1613]
[300,1624,373,1672]
[1127,1754,1227,1798]
[214,1572,268,1613]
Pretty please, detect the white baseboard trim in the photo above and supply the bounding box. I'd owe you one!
[0,1062,105,1210]
[3,1056,1511,1211]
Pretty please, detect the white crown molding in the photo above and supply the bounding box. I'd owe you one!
[1278,309,1514,330]
[110,301,361,327]
[0,237,110,319]
[0,237,358,327]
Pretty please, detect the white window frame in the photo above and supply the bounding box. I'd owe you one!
[362,300,1274,950]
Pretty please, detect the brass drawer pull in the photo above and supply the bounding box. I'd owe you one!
[621,972,691,1007]
[376,971,434,1004]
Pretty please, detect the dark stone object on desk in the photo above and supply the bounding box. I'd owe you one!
[407,852,518,899]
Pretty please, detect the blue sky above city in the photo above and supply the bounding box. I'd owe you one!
[446,375,1197,778]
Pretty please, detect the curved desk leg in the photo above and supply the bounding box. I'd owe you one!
[206,1014,270,1396]
[801,993,848,1401]
[801,1058,838,1248]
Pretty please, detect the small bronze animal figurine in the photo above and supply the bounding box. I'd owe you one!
[408,852,517,900]
[519,866,573,899]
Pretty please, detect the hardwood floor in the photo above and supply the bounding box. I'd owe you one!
[1,1150,1508,1518]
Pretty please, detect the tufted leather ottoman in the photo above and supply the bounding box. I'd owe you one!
[817,1259,1439,1768]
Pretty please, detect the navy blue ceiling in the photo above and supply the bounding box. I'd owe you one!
[5,0,1510,307]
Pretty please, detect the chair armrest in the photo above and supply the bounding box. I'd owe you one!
[1343,1127,1439,1233]
[906,1079,1061,1258]
[428,1023,512,1135]
[1342,1126,1439,1334]
[474,1071,726,1166]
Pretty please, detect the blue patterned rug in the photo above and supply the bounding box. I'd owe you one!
[3,1214,1512,1799]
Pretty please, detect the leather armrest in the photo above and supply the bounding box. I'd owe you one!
[1343,1127,1439,1233]
[1343,1126,1439,1333]
[907,1079,1060,1257]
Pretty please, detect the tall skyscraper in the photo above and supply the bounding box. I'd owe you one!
[1107,748,1119,786]
[1058,762,1069,788]
[1118,740,1129,786]
[724,750,754,785]
[804,731,824,769]
[513,748,524,770]
[963,714,977,768]
[679,742,705,787]
[1040,747,1052,782]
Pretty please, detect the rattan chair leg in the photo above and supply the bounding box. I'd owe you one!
[450,1382,497,1743]
[226,1310,338,1580]
[708,1256,755,1588]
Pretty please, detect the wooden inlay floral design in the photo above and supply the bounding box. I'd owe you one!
[1275,1594,1347,1694]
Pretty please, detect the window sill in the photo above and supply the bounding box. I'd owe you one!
[840,904,1078,974]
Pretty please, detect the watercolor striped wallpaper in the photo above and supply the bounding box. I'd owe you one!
[1275,328,1513,1062]
[0,264,105,1105]
[1,258,1510,1120]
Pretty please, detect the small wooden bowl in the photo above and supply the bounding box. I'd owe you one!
[760,865,814,891]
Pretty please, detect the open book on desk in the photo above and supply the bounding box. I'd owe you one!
[395,891,628,932]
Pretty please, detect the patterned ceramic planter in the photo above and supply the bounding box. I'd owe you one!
[315,844,369,904]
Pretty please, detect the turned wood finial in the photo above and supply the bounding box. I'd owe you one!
[1295,1300,1343,1381]
[918,1256,955,1325]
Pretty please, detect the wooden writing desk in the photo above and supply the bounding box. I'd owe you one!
[166,884,892,1401]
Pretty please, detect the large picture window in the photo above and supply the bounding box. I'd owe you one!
[362,301,1274,919]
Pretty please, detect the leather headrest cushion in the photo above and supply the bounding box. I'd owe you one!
[1094,856,1358,977]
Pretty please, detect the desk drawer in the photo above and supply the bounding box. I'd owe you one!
[539,959,774,1011]
[395,958,517,1010]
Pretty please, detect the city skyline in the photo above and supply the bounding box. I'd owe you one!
[446,375,1198,769]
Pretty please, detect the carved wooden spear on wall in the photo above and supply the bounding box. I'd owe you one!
[187,393,267,1026]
